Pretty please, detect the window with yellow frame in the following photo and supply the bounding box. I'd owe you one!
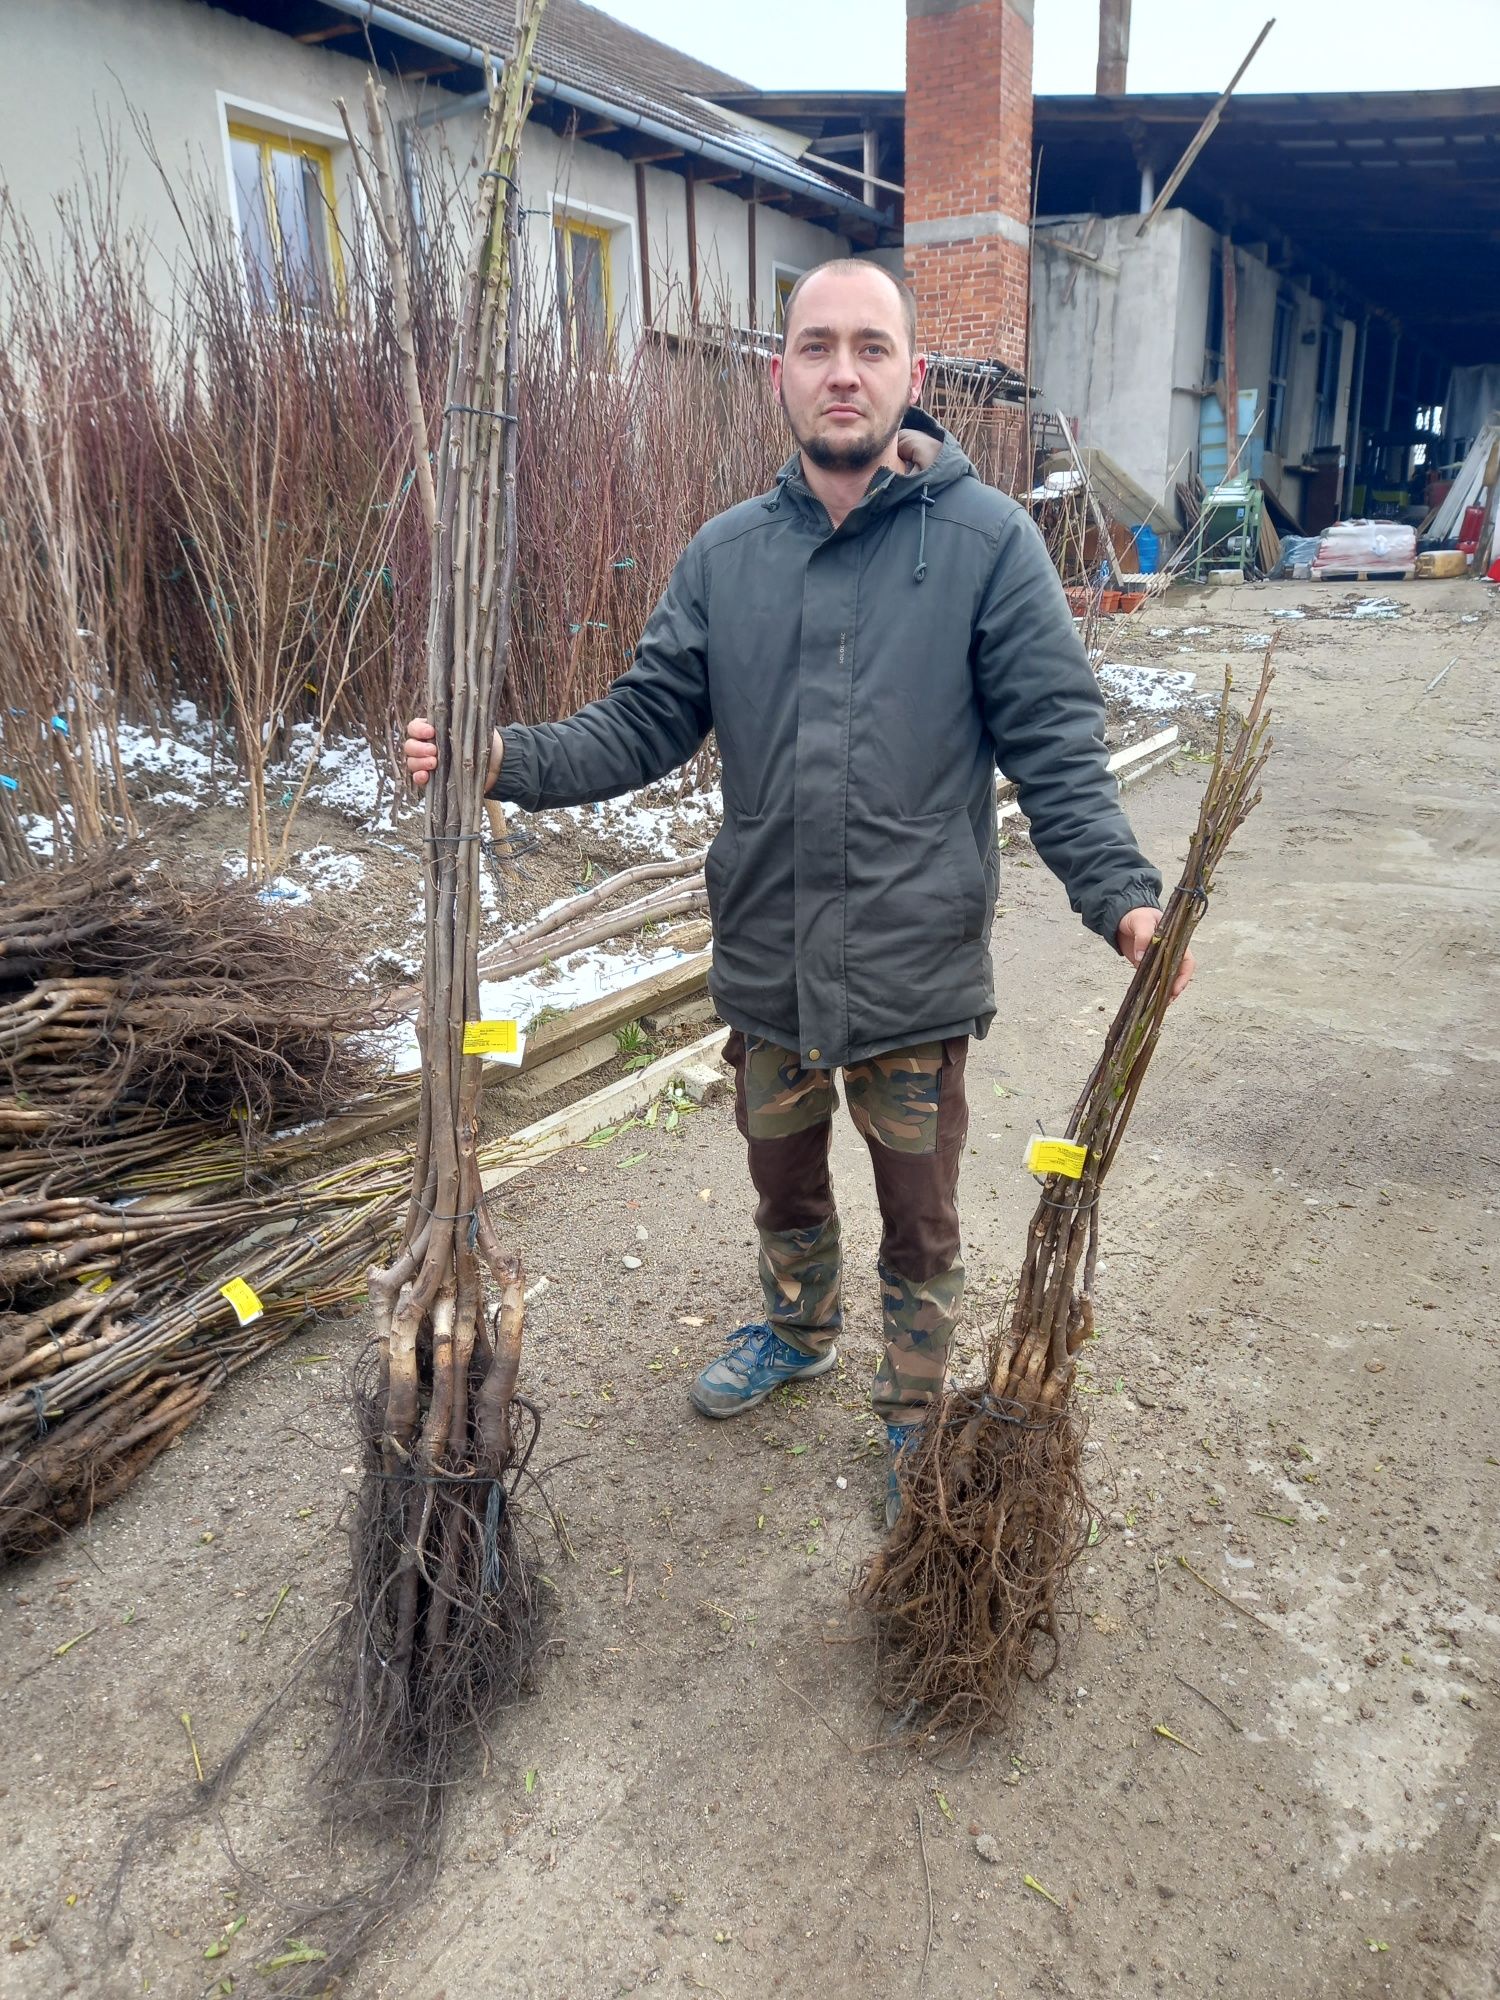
[554,215,613,354]
[774,268,804,335]
[228,122,343,312]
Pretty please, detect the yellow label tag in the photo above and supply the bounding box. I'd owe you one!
[462,1019,519,1056]
[219,1277,264,1326]
[1024,1135,1089,1180]
[76,1271,113,1295]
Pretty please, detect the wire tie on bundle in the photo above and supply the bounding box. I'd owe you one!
[28,1385,50,1437]
[482,1480,508,1593]
[444,402,518,424]
[976,1391,1057,1433]
[1035,1186,1099,1211]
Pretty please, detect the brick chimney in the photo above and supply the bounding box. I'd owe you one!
[904,0,1034,368]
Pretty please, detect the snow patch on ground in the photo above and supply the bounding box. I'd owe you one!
[299,845,365,893]
[1335,597,1403,621]
[548,784,722,859]
[20,814,55,858]
[377,936,696,1077]
[298,735,408,831]
[1097,663,1199,714]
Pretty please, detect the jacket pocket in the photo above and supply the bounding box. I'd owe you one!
[704,816,740,932]
[706,813,799,1034]
[939,807,990,943]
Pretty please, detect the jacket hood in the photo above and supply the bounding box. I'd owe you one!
[770,405,976,525]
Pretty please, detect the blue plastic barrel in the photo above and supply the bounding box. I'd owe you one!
[1131,524,1160,574]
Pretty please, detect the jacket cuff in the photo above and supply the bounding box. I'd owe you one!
[1095,872,1164,951]
[485,726,542,811]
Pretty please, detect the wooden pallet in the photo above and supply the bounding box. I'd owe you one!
[1311,567,1415,582]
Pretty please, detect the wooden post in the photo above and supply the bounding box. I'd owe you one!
[1381,323,1402,494]
[684,168,699,324]
[747,189,757,331]
[1221,236,1239,476]
[634,161,652,328]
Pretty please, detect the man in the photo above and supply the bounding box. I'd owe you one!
[406,259,1190,1527]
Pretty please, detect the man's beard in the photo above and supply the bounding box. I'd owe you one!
[783,397,904,473]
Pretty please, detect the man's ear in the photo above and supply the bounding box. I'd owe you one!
[769,352,783,399]
[909,353,928,404]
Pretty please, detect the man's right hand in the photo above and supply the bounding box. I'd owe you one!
[403,717,503,793]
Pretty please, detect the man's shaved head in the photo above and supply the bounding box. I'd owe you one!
[781,258,918,356]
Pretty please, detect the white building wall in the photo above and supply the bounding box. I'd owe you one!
[429,108,855,345]
[1036,203,1354,522]
[1031,208,1191,511]
[0,0,854,339]
[0,0,413,289]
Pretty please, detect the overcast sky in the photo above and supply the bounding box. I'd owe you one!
[592,0,1500,95]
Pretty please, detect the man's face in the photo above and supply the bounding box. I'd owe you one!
[771,268,925,474]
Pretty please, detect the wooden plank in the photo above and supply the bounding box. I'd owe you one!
[1053,410,1125,585]
[999,726,1180,821]
[1039,228,1117,274]
[518,952,711,1068]
[479,1028,731,1191]
[255,953,713,1165]
[1136,20,1276,235]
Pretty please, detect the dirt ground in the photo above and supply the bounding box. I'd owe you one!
[2,576,1497,2000]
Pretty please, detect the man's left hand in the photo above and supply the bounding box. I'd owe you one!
[1116,907,1195,1002]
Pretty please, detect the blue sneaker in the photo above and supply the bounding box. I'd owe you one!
[690,1321,837,1419]
[884,1421,921,1532]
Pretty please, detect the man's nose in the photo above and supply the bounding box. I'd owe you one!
[826,346,861,387]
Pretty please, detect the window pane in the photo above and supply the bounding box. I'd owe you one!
[554,225,571,337]
[230,136,276,309]
[269,147,329,309]
[569,231,607,347]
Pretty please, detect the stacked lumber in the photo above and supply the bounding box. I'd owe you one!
[1421,423,1500,543]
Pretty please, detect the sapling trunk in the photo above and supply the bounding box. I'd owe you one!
[860,660,1274,1744]
[329,10,549,1847]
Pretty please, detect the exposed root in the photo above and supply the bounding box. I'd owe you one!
[328,1342,544,1817]
[858,1387,1089,1746]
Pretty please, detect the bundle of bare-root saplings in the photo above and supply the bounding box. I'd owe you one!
[0,850,401,1560]
[862,662,1273,1742]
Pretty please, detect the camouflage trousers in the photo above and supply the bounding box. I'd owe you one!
[723,1031,970,1425]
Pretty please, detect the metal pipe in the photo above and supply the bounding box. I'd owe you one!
[316,0,883,223]
[1343,311,1369,516]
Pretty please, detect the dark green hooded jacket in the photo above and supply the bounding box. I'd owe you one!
[490,408,1161,1069]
